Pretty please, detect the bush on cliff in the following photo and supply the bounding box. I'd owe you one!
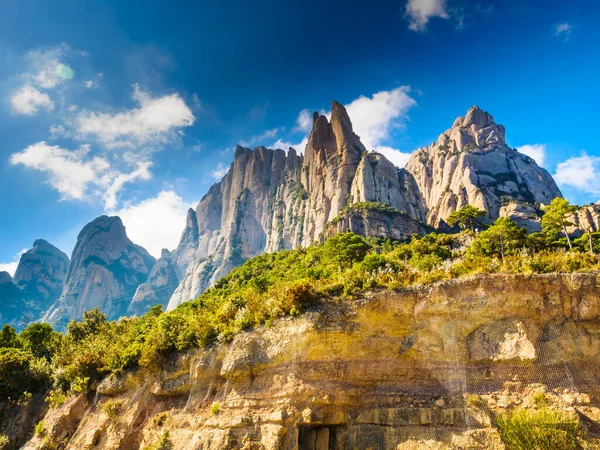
[496,406,584,450]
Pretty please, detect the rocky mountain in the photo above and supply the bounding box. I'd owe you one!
[0,271,23,327]
[43,216,155,329]
[405,105,562,227]
[13,239,69,317]
[165,102,429,310]
[0,104,573,324]
[0,240,68,328]
[161,103,562,310]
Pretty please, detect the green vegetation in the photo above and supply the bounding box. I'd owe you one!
[328,201,401,226]
[447,205,485,232]
[496,407,583,450]
[542,198,578,250]
[1,201,599,409]
[210,401,221,415]
[147,431,173,450]
[34,420,47,437]
[0,434,10,450]
[102,400,122,420]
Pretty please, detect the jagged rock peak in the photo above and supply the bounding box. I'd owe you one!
[44,215,155,329]
[405,106,561,227]
[13,239,69,315]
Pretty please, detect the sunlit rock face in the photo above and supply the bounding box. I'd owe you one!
[21,273,600,450]
[166,102,427,309]
[43,216,155,329]
[405,106,562,227]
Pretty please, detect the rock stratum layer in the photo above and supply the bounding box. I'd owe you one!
[18,272,600,449]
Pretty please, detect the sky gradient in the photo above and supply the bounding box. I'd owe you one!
[0,0,598,273]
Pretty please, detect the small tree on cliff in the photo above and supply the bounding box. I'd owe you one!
[323,232,371,271]
[541,198,578,250]
[469,217,526,260]
[447,205,486,232]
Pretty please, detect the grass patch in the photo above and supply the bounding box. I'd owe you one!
[496,407,584,450]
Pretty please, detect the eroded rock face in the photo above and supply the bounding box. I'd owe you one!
[22,272,600,450]
[167,102,428,309]
[43,216,155,329]
[405,106,562,227]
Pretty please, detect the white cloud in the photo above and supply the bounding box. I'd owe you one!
[102,162,152,210]
[405,0,449,31]
[10,141,152,208]
[272,137,308,154]
[75,84,195,149]
[115,190,193,257]
[17,45,76,90]
[10,84,55,115]
[294,109,313,132]
[239,127,282,147]
[553,153,600,195]
[211,163,229,180]
[49,124,69,139]
[344,86,417,166]
[555,23,572,40]
[517,144,546,167]
[375,146,412,168]
[83,73,102,89]
[0,249,27,277]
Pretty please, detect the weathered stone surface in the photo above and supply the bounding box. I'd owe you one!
[43,216,155,329]
[167,102,432,309]
[405,106,562,227]
[22,272,600,449]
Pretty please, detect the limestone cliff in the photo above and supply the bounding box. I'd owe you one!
[166,103,427,310]
[20,273,600,449]
[405,106,562,227]
[43,216,155,329]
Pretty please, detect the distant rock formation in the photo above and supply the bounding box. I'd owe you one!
[44,216,155,329]
[405,106,562,227]
[13,239,69,316]
[0,271,23,327]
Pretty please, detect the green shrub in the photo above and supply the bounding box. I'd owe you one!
[102,400,122,420]
[0,434,10,450]
[34,420,47,437]
[211,401,221,415]
[496,407,583,450]
[0,348,47,401]
[151,431,173,450]
[45,389,67,408]
[154,413,167,427]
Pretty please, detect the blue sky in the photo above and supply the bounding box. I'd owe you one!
[0,0,598,273]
